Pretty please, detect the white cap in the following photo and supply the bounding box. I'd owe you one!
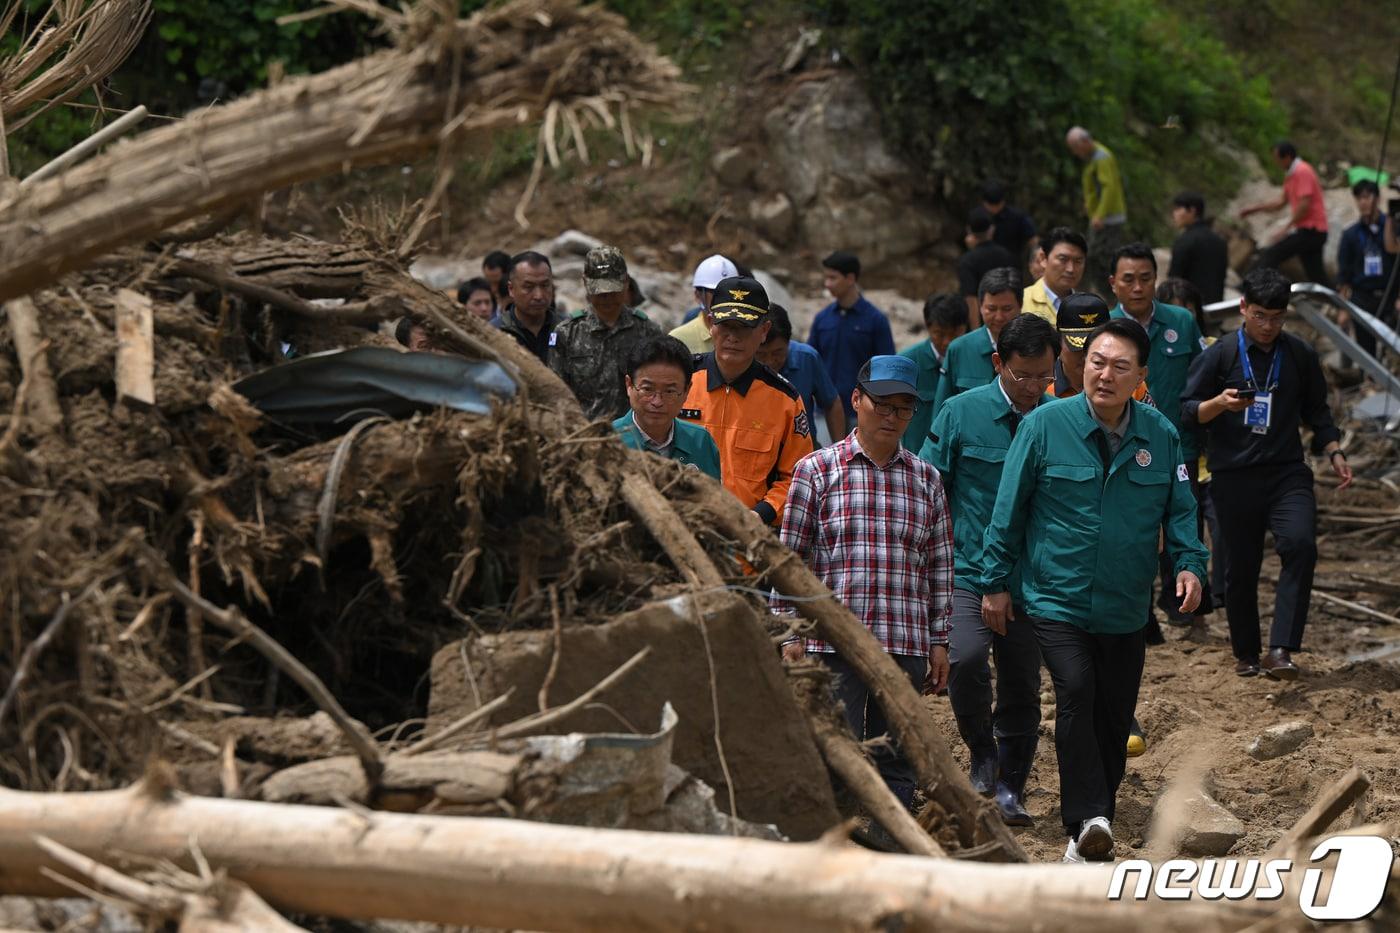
[692,254,738,290]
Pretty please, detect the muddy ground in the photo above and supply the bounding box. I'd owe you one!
[928,483,1400,862]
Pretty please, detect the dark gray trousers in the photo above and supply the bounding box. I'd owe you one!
[946,588,1042,751]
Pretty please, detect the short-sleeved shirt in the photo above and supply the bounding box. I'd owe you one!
[679,354,813,525]
[957,241,1016,298]
[989,205,1037,259]
[612,412,722,481]
[549,308,663,421]
[1283,158,1328,233]
[808,295,896,419]
[780,340,839,426]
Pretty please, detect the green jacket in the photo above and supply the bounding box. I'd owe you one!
[612,413,722,481]
[932,327,996,414]
[1110,301,1204,459]
[981,395,1208,633]
[899,338,942,451]
[920,380,1047,594]
[1082,142,1126,222]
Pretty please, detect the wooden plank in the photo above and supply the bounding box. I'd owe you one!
[114,287,155,406]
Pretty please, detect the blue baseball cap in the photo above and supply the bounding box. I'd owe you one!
[859,355,919,397]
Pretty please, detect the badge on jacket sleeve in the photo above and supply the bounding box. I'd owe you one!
[794,411,811,438]
[1135,449,1152,467]
[1177,463,1190,482]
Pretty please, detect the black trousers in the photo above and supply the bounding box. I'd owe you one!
[1034,617,1146,837]
[821,651,928,807]
[1347,287,1385,359]
[1257,229,1330,287]
[1210,462,1318,658]
[946,589,1042,748]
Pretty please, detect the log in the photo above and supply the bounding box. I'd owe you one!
[1268,766,1371,859]
[4,297,62,431]
[789,664,944,857]
[679,478,1027,862]
[0,0,686,303]
[620,466,724,588]
[0,785,1277,931]
[113,287,155,406]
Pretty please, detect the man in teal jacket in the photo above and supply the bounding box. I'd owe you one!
[612,335,722,481]
[1108,241,1207,625]
[932,267,1023,413]
[900,292,968,451]
[920,314,1058,827]
[981,319,1207,863]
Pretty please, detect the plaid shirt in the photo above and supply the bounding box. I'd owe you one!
[773,433,954,654]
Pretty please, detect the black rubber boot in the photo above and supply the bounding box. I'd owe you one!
[994,735,1037,827]
[955,715,997,796]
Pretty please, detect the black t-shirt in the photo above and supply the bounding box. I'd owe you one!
[988,205,1037,258]
[1168,221,1229,305]
[957,241,1016,297]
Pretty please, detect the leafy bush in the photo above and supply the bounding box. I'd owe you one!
[810,0,1287,238]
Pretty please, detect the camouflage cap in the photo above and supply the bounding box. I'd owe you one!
[583,245,628,295]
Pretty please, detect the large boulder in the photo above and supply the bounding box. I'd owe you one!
[762,75,941,267]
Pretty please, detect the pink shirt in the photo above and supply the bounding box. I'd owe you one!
[1283,158,1328,232]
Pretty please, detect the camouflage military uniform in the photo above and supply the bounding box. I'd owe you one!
[549,307,663,421]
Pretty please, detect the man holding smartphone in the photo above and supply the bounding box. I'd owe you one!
[1182,268,1352,679]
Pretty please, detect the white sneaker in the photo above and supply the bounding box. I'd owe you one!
[1063,838,1086,863]
[1076,817,1114,861]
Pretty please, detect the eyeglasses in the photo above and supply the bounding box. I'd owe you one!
[870,400,918,421]
[1245,309,1286,325]
[633,384,684,401]
[1004,367,1055,387]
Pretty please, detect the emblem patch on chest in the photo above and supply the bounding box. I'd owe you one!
[1164,329,1178,344]
[1135,449,1152,467]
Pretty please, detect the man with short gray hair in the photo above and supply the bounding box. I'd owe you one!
[1066,127,1127,296]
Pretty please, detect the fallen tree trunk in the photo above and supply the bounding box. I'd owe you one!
[0,0,686,303]
[677,478,1027,863]
[0,784,1279,931]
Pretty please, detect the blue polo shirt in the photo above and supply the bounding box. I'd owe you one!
[780,340,839,426]
[808,295,896,418]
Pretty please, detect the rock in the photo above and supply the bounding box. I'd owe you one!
[1179,791,1246,856]
[750,192,795,243]
[762,75,940,267]
[711,146,755,186]
[551,229,603,257]
[751,269,794,313]
[1247,721,1314,760]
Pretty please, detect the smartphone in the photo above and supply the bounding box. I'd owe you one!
[1234,388,1257,400]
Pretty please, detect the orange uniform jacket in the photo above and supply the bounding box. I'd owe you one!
[681,354,813,525]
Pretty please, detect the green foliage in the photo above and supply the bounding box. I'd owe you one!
[604,0,748,64]
[810,0,1287,238]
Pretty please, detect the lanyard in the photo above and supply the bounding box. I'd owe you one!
[1237,328,1282,393]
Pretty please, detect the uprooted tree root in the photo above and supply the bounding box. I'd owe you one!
[0,231,730,796]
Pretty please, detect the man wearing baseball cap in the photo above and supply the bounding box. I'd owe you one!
[670,254,739,354]
[549,245,662,422]
[679,275,812,525]
[774,354,953,806]
[1050,293,1149,403]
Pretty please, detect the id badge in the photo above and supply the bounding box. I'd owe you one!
[1365,251,1383,277]
[1245,392,1272,435]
